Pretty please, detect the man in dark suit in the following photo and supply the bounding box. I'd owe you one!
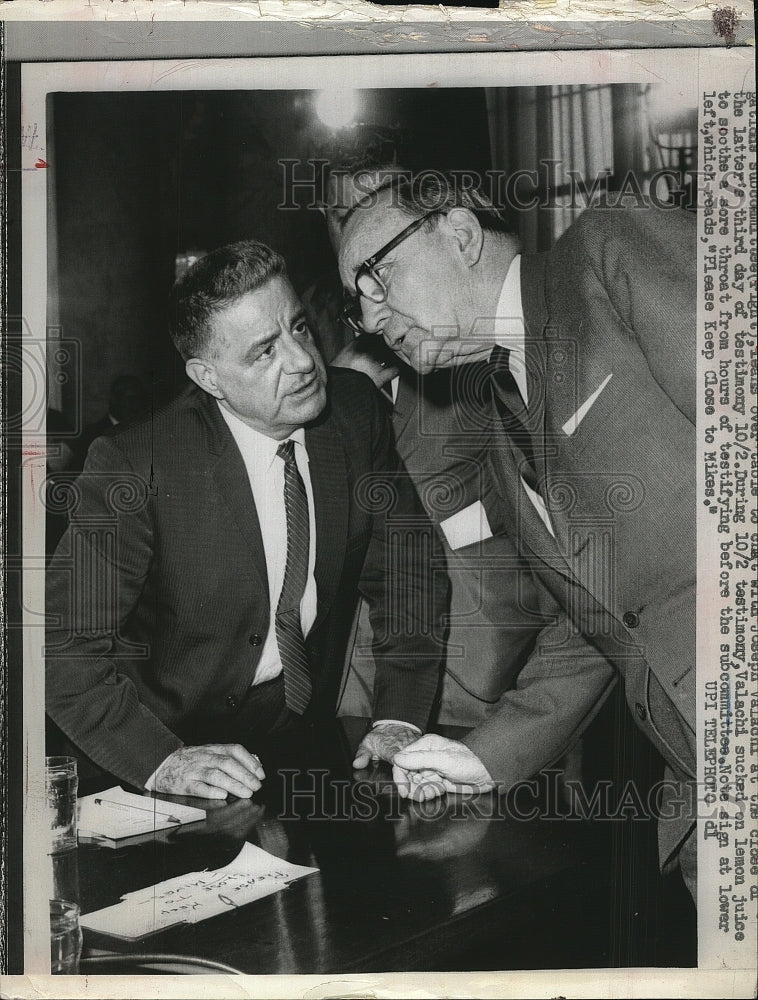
[73,374,150,468]
[46,240,445,799]
[337,176,696,898]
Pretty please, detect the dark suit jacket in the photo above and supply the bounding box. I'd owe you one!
[46,369,444,788]
[73,414,117,470]
[465,206,696,872]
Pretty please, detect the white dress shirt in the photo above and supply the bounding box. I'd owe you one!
[494,255,555,538]
[219,404,318,685]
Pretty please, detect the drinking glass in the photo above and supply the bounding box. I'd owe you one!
[46,756,78,854]
[50,899,83,974]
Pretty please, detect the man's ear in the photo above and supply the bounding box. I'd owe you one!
[186,357,223,399]
[445,207,484,267]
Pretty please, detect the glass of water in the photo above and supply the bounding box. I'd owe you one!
[46,756,78,854]
[50,899,83,974]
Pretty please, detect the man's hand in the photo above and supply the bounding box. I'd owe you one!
[353,723,417,769]
[393,734,495,800]
[150,744,266,800]
[332,336,399,389]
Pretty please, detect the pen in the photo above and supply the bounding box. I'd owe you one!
[93,798,182,825]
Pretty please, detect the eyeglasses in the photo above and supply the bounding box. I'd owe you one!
[340,209,442,334]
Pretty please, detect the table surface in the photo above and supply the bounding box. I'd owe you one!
[67,718,696,974]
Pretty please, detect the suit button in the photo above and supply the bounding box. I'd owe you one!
[635,703,647,722]
[249,633,262,647]
[623,611,640,629]
[226,695,238,710]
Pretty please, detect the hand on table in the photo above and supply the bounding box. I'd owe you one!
[150,744,265,799]
[393,735,495,801]
[331,336,399,389]
[353,722,418,770]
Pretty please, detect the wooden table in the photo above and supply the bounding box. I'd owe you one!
[68,717,695,973]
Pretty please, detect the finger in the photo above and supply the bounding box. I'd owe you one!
[409,779,444,802]
[415,773,446,801]
[392,748,440,769]
[201,765,261,799]
[207,754,265,794]
[392,763,412,799]
[411,768,439,783]
[441,777,477,796]
[353,734,384,768]
[412,781,434,802]
[210,745,266,781]
[179,780,229,800]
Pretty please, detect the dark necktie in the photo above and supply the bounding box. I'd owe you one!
[489,345,539,492]
[275,440,312,715]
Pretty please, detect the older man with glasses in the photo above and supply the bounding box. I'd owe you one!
[317,166,558,738]
[337,172,698,904]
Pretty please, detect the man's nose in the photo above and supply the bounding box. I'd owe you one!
[360,297,391,337]
[282,334,316,372]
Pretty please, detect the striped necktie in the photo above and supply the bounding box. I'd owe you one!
[275,440,312,715]
[489,345,539,492]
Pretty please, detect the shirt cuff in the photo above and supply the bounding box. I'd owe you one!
[372,719,422,736]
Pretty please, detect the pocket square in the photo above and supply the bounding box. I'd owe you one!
[440,500,493,550]
[562,374,613,436]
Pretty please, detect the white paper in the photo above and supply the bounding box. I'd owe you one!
[78,785,206,840]
[439,500,493,551]
[79,842,319,939]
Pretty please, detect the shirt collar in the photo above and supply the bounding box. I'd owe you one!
[494,253,524,349]
[218,402,307,471]
[493,254,528,407]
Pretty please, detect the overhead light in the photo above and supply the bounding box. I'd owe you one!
[314,90,360,129]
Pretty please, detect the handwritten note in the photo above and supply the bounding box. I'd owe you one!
[80,842,318,939]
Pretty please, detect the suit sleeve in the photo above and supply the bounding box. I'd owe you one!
[45,436,183,787]
[353,380,447,732]
[462,571,616,789]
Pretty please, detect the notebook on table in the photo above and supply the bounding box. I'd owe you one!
[78,785,206,847]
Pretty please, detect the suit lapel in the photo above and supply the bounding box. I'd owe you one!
[487,396,577,583]
[306,411,349,632]
[520,252,620,619]
[519,253,555,525]
[512,254,588,584]
[391,370,417,445]
[195,390,269,596]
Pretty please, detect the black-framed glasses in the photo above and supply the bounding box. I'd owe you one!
[340,208,442,333]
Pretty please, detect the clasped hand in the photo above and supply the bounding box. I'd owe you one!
[352,728,495,802]
[392,735,495,801]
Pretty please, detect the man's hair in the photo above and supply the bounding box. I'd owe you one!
[317,149,404,221]
[169,240,287,361]
[342,170,513,239]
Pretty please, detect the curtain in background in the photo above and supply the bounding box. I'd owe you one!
[486,84,650,253]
